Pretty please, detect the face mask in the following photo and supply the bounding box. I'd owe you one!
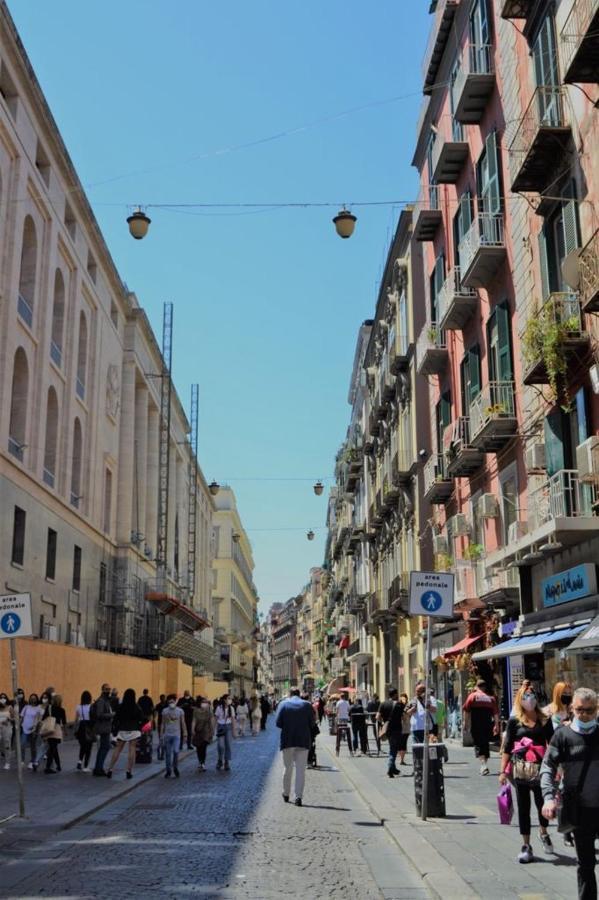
[521,694,537,711]
[168,701,176,708]
[29,700,37,706]
[560,694,572,705]
[572,716,597,734]
[0,698,6,705]
[41,698,49,705]
[17,693,24,699]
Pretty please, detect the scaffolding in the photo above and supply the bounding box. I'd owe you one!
[187,383,199,601]
[156,301,173,580]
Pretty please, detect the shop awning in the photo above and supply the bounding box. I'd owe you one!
[444,634,482,656]
[565,615,599,653]
[324,678,356,696]
[472,625,587,662]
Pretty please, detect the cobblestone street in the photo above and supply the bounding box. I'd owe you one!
[0,724,427,900]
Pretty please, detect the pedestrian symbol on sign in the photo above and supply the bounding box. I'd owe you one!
[0,613,20,634]
[420,591,443,613]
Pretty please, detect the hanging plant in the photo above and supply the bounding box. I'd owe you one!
[463,542,484,562]
[435,552,454,572]
[521,298,580,409]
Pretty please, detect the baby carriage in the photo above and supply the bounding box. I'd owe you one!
[308,722,320,768]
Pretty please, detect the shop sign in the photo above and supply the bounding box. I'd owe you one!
[541,564,597,608]
[499,619,517,638]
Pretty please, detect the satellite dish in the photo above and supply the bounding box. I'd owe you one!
[561,249,581,290]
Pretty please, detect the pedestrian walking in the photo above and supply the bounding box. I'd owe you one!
[161,694,187,778]
[177,690,195,750]
[41,693,66,774]
[138,688,155,722]
[260,694,270,730]
[349,696,368,755]
[366,693,380,722]
[543,681,573,729]
[20,693,42,770]
[192,696,215,771]
[106,688,144,780]
[0,692,15,769]
[377,688,405,778]
[430,689,446,738]
[275,688,314,806]
[236,697,249,737]
[74,690,94,772]
[499,683,554,864]
[463,678,500,775]
[250,694,261,736]
[541,687,599,900]
[407,682,437,743]
[155,694,167,760]
[91,683,115,776]
[317,696,325,724]
[215,694,235,770]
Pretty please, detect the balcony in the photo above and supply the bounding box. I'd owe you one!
[509,87,571,192]
[579,229,599,313]
[381,370,396,403]
[422,0,460,95]
[522,293,589,386]
[445,417,485,477]
[453,44,495,124]
[431,131,469,184]
[437,267,478,331]
[500,0,533,17]
[424,454,453,505]
[459,214,506,288]
[413,185,442,242]
[469,381,517,451]
[389,332,411,373]
[393,451,416,484]
[561,0,599,84]
[416,323,448,376]
[530,469,598,538]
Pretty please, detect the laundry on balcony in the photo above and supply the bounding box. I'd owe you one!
[471,624,587,661]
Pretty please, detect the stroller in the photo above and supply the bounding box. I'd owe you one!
[308,722,320,768]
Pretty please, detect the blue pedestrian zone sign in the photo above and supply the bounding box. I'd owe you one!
[409,572,454,618]
[0,594,33,639]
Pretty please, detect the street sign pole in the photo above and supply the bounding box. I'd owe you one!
[9,638,25,817]
[421,616,433,822]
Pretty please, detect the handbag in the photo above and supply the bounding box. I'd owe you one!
[39,715,56,738]
[497,784,514,825]
[557,745,594,834]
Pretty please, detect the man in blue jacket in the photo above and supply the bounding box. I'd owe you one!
[275,689,315,806]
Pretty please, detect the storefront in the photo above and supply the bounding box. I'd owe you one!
[563,614,599,692]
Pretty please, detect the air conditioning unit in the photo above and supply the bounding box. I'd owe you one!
[576,436,599,484]
[433,534,448,555]
[452,513,470,536]
[478,493,499,519]
[508,521,528,543]
[526,442,546,473]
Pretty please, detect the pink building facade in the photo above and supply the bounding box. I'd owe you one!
[414,0,599,712]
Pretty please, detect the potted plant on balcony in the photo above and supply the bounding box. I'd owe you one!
[463,542,484,562]
[435,552,454,572]
[427,325,439,344]
[521,299,580,407]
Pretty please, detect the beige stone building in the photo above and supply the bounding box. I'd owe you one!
[211,487,258,696]
[0,3,217,663]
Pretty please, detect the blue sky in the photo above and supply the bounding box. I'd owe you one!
[9,1,430,612]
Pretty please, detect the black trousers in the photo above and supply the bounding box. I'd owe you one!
[514,781,547,836]
[574,806,599,900]
[195,740,209,765]
[472,724,492,760]
[45,738,61,770]
[351,722,368,753]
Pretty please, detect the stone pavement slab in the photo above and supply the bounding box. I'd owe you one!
[321,731,580,900]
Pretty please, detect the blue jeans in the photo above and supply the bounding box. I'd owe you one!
[387,733,400,773]
[94,733,111,773]
[164,734,181,773]
[217,725,232,763]
[21,731,39,765]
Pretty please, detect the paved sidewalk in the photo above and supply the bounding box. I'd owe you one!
[320,730,580,900]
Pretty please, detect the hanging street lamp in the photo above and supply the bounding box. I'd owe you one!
[307,530,315,541]
[208,480,220,496]
[313,481,324,496]
[332,208,357,239]
[127,208,151,240]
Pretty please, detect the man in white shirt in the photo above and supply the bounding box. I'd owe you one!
[335,693,351,723]
[407,682,437,743]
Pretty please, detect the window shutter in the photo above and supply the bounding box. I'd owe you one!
[485,131,501,215]
[543,410,565,477]
[463,190,473,233]
[562,180,580,257]
[496,302,513,381]
[469,344,481,401]
[538,226,550,302]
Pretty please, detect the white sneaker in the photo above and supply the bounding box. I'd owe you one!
[518,844,534,864]
[82,767,91,773]
[3,763,9,770]
[27,762,34,770]
[480,763,490,775]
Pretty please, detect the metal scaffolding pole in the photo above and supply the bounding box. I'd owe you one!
[156,301,173,585]
[187,383,199,601]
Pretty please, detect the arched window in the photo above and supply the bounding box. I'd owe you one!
[17,216,37,327]
[43,388,59,488]
[76,312,87,400]
[70,418,83,508]
[8,348,29,461]
[50,270,65,367]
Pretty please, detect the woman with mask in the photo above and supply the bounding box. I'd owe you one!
[0,693,15,769]
[160,694,187,778]
[215,694,235,770]
[106,688,144,780]
[192,696,215,771]
[499,684,554,864]
[74,690,94,772]
[543,681,573,729]
[20,693,43,770]
[41,693,67,774]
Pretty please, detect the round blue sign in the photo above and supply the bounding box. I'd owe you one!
[1,612,21,634]
[420,590,443,613]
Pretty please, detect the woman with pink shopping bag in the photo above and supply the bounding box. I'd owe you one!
[497,782,514,824]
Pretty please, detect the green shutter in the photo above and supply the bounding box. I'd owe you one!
[538,226,550,302]
[543,410,565,477]
[469,344,481,402]
[562,180,580,257]
[497,302,513,381]
[485,131,501,215]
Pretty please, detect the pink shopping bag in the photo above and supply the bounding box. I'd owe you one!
[497,784,514,825]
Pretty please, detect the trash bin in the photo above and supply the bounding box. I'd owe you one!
[412,742,446,817]
[328,713,337,736]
